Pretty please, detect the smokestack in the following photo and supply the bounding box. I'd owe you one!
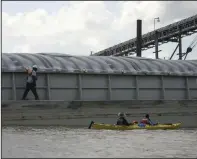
[136,19,142,57]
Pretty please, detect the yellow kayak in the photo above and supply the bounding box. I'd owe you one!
[88,121,181,130]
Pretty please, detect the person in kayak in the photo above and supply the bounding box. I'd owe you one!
[140,114,155,125]
[116,112,130,126]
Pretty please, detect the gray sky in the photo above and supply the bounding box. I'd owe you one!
[2,1,197,60]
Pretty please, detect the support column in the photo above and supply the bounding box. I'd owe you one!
[161,76,165,100]
[135,76,139,100]
[185,77,190,100]
[78,74,83,100]
[178,27,182,60]
[46,74,51,100]
[136,19,142,57]
[155,31,159,59]
[12,72,16,100]
[108,74,112,100]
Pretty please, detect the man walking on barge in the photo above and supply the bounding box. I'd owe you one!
[22,65,39,100]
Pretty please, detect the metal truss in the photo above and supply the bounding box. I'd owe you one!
[92,14,197,57]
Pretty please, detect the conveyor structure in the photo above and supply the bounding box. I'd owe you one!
[92,14,197,58]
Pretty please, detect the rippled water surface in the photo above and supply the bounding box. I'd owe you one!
[2,127,197,158]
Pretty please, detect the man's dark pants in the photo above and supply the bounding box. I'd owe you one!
[22,83,39,100]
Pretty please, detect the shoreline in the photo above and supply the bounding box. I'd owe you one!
[2,100,197,128]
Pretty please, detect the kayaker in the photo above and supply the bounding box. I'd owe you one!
[116,112,130,126]
[140,114,155,125]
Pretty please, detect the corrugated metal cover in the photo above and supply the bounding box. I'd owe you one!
[2,53,197,76]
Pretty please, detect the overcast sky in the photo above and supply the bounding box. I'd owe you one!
[2,1,197,60]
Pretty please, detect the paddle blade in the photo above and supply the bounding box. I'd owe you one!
[88,121,94,129]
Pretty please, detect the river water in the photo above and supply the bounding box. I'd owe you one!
[2,126,197,158]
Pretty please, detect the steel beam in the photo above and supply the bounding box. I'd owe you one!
[161,76,165,100]
[12,73,16,100]
[185,77,190,100]
[169,44,179,60]
[108,75,112,100]
[136,19,142,57]
[135,76,139,100]
[178,27,182,60]
[154,31,159,59]
[46,74,51,100]
[78,74,83,100]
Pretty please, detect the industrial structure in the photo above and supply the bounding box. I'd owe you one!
[2,53,197,101]
[2,15,197,128]
[92,14,197,60]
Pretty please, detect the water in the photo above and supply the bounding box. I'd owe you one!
[2,127,197,158]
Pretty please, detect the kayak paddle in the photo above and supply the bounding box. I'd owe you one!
[88,121,94,129]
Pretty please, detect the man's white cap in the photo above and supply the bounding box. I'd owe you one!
[32,65,38,69]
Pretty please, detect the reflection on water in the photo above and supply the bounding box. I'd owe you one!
[2,126,197,158]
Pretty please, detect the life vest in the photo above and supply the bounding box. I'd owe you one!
[117,117,124,125]
[117,117,129,125]
[132,120,138,124]
[140,118,149,124]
